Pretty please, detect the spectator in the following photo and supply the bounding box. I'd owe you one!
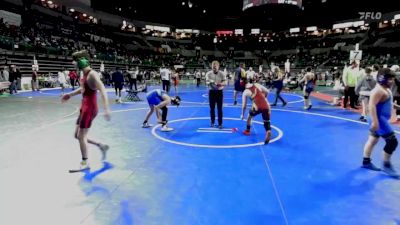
[355,67,376,122]
[31,69,39,91]
[271,67,287,107]
[9,65,17,94]
[195,70,201,87]
[160,65,171,93]
[68,70,78,90]
[1,66,9,81]
[343,61,360,109]
[112,67,124,103]
[58,69,67,95]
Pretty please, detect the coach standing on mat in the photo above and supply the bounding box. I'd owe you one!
[206,61,226,129]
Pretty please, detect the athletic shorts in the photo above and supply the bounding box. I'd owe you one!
[234,80,245,92]
[305,85,314,94]
[370,131,395,139]
[76,107,98,129]
[114,82,123,90]
[249,108,270,121]
[369,118,393,137]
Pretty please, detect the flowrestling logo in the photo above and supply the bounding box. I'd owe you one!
[359,12,382,20]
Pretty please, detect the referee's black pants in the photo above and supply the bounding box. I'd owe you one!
[209,90,223,126]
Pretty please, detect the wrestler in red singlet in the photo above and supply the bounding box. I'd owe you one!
[61,50,110,172]
[76,70,99,129]
[241,83,272,144]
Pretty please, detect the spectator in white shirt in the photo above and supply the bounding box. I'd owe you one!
[58,70,67,95]
[195,70,201,87]
[160,65,171,93]
[246,67,256,83]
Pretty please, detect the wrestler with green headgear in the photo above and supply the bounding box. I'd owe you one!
[61,50,111,172]
[72,50,91,70]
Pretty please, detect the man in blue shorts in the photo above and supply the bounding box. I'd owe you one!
[233,63,246,105]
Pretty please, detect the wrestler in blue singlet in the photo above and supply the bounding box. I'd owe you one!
[370,91,393,136]
[305,79,314,93]
[146,89,166,106]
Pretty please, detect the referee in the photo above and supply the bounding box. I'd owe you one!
[206,61,227,129]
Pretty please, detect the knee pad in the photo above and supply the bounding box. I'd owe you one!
[304,95,309,99]
[264,120,271,131]
[161,107,168,121]
[161,107,168,114]
[384,134,398,155]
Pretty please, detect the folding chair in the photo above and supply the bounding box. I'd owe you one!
[125,89,142,102]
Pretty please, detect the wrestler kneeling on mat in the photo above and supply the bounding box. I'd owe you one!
[362,68,399,178]
[61,50,111,172]
[240,82,272,144]
[142,89,181,132]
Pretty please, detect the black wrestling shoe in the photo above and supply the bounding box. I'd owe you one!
[361,162,381,171]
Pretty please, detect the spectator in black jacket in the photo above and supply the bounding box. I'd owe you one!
[9,65,18,94]
[112,67,124,103]
[15,68,22,90]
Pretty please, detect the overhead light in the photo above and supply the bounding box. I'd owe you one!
[203,9,206,13]
[182,1,185,5]
[384,20,388,24]
[119,8,122,11]
[188,2,193,8]
[128,25,132,28]
[69,8,75,12]
[47,0,53,4]
[83,13,87,17]
[89,16,93,19]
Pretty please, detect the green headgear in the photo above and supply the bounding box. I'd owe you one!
[72,50,90,70]
[77,58,90,69]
